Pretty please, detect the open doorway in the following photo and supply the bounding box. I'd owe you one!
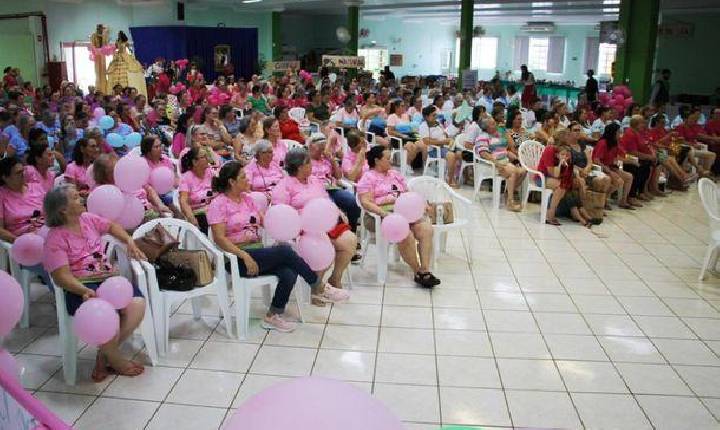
[61,41,115,94]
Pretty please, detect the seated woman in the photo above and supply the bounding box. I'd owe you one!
[179,148,217,233]
[200,106,233,154]
[64,137,99,198]
[361,93,389,147]
[0,157,51,288]
[419,106,457,185]
[262,116,290,168]
[475,118,526,212]
[171,111,193,159]
[646,115,695,187]
[565,124,611,197]
[93,154,170,221]
[306,90,330,122]
[208,161,336,332]
[387,98,419,145]
[536,142,573,225]
[674,110,717,178]
[307,133,361,234]
[357,145,439,288]
[276,105,305,144]
[244,140,285,194]
[180,125,223,170]
[141,136,179,207]
[592,123,635,210]
[341,130,369,183]
[272,148,356,297]
[233,116,260,163]
[25,140,58,192]
[334,98,359,130]
[533,112,557,145]
[621,115,656,202]
[43,184,146,381]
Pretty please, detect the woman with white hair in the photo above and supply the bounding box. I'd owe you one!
[245,140,285,193]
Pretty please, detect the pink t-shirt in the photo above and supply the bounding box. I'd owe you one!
[0,183,46,236]
[356,169,408,205]
[207,193,262,244]
[271,140,289,167]
[341,151,369,179]
[310,158,334,185]
[271,176,329,210]
[43,212,115,279]
[64,162,90,189]
[24,165,56,192]
[245,160,285,192]
[335,108,359,125]
[179,168,216,211]
[171,132,185,158]
[146,155,175,172]
[386,113,410,127]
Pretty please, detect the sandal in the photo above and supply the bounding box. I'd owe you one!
[91,353,110,383]
[618,203,636,210]
[545,219,561,226]
[414,271,441,288]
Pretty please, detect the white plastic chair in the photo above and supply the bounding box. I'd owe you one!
[408,177,473,269]
[207,230,305,339]
[128,146,142,157]
[288,107,307,125]
[698,178,720,280]
[518,140,554,224]
[456,134,506,209]
[389,136,409,176]
[0,240,33,328]
[53,237,157,385]
[355,193,396,284]
[422,139,446,181]
[133,219,232,354]
[281,138,303,151]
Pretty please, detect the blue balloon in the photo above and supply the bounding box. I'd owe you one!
[124,132,142,148]
[106,132,124,148]
[412,113,423,123]
[370,116,387,129]
[98,115,114,130]
[395,123,411,134]
[117,123,132,136]
[342,119,357,127]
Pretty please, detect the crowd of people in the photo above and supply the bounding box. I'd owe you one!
[2,61,719,381]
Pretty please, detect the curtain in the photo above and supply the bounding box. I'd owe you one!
[130,26,258,81]
[547,36,565,74]
[584,37,600,74]
[513,36,529,70]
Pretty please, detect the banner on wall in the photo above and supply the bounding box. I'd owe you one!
[321,55,365,69]
[389,54,403,67]
[266,61,300,72]
[461,69,478,89]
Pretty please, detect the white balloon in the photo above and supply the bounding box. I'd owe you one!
[329,73,337,83]
[336,27,351,43]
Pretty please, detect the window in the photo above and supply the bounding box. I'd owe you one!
[454,36,499,69]
[597,43,617,76]
[62,42,116,93]
[357,48,388,80]
[528,37,549,71]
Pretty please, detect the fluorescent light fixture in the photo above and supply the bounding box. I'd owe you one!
[242,0,262,3]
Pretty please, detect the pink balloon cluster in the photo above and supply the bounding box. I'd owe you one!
[380,192,425,243]
[87,44,115,57]
[174,58,189,69]
[169,83,186,95]
[0,270,24,337]
[298,69,313,84]
[208,89,231,106]
[73,298,119,346]
[599,85,634,117]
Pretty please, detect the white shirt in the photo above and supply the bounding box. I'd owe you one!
[591,118,607,135]
[419,121,447,143]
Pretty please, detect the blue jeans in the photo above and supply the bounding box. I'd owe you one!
[231,244,318,314]
[328,189,361,231]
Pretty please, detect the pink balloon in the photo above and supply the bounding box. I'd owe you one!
[116,194,145,230]
[264,204,301,241]
[93,107,105,119]
[393,192,425,223]
[249,192,269,213]
[73,298,119,346]
[381,214,410,243]
[0,349,19,382]
[301,198,339,234]
[97,276,133,309]
[297,233,334,271]
[87,185,124,220]
[614,94,625,104]
[0,270,23,336]
[150,167,175,195]
[114,155,150,193]
[226,376,404,430]
[11,233,44,266]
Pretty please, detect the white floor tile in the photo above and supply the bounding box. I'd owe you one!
[329,303,382,326]
[321,325,378,351]
[557,360,628,393]
[103,366,183,401]
[378,327,435,354]
[373,383,440,423]
[636,395,719,430]
[249,346,316,377]
[146,403,226,430]
[16,353,62,390]
[633,315,697,339]
[166,368,243,407]
[675,365,720,397]
[375,353,437,385]
[381,305,434,328]
[433,308,485,331]
[264,322,325,348]
[585,314,644,337]
[544,334,609,361]
[32,392,95,425]
[435,329,492,356]
[190,341,259,372]
[682,317,720,340]
[436,356,500,388]
[497,359,564,391]
[535,312,592,335]
[652,338,720,365]
[524,293,577,313]
[489,332,550,359]
[73,398,159,430]
[598,336,665,363]
[505,390,582,429]
[571,393,652,430]
[615,362,692,395]
[231,374,292,408]
[483,310,539,333]
[440,387,511,427]
[311,350,375,382]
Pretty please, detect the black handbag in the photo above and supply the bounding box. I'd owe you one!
[154,258,197,291]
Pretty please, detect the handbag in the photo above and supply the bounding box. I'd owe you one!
[427,202,454,225]
[134,224,179,263]
[582,190,606,222]
[162,249,214,285]
[155,258,196,291]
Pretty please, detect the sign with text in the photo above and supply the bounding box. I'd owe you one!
[321,55,366,69]
[266,61,300,72]
[658,23,695,37]
[461,69,478,89]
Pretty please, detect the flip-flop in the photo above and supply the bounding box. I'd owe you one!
[545,219,561,226]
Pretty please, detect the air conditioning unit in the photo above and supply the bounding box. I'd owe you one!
[522,22,555,34]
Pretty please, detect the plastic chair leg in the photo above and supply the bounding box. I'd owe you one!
[376,239,389,285]
[163,297,172,356]
[699,243,718,281]
[492,177,502,210]
[20,270,31,329]
[150,294,167,357]
[139,303,159,366]
[215,282,233,338]
[190,297,202,320]
[59,316,78,385]
[540,191,551,224]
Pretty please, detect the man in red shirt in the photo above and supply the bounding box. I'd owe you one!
[706,108,720,137]
[674,110,717,176]
[621,115,656,201]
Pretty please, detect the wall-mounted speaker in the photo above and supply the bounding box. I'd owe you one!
[177,2,185,21]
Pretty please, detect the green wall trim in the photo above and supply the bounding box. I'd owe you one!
[615,0,660,103]
[348,5,359,55]
[271,11,281,61]
[457,0,473,83]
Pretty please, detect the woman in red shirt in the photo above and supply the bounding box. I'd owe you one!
[592,123,635,209]
[674,111,717,176]
[276,105,305,144]
[647,115,694,187]
[620,115,655,202]
[536,143,572,225]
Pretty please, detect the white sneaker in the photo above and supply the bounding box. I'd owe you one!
[261,314,297,333]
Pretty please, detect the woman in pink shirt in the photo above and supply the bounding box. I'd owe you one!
[341,130,369,182]
[245,140,285,193]
[64,137,99,197]
[208,161,346,331]
[42,184,147,382]
[357,145,439,288]
[140,136,180,214]
[272,147,355,297]
[262,116,289,167]
[25,140,58,192]
[334,98,359,129]
[179,147,217,233]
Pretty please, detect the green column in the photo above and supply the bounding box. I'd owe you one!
[458,0,473,86]
[347,4,359,55]
[271,10,282,61]
[614,0,660,103]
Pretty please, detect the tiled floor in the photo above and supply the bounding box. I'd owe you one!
[6,185,720,429]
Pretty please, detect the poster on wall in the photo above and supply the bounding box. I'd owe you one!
[322,55,366,69]
[658,23,694,37]
[214,44,231,72]
[461,69,478,90]
[389,54,403,67]
[266,61,300,72]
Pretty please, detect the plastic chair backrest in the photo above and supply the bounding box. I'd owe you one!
[698,178,720,225]
[408,176,470,222]
[281,138,303,150]
[288,107,305,122]
[518,140,544,172]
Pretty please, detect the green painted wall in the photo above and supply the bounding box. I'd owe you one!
[655,12,720,95]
